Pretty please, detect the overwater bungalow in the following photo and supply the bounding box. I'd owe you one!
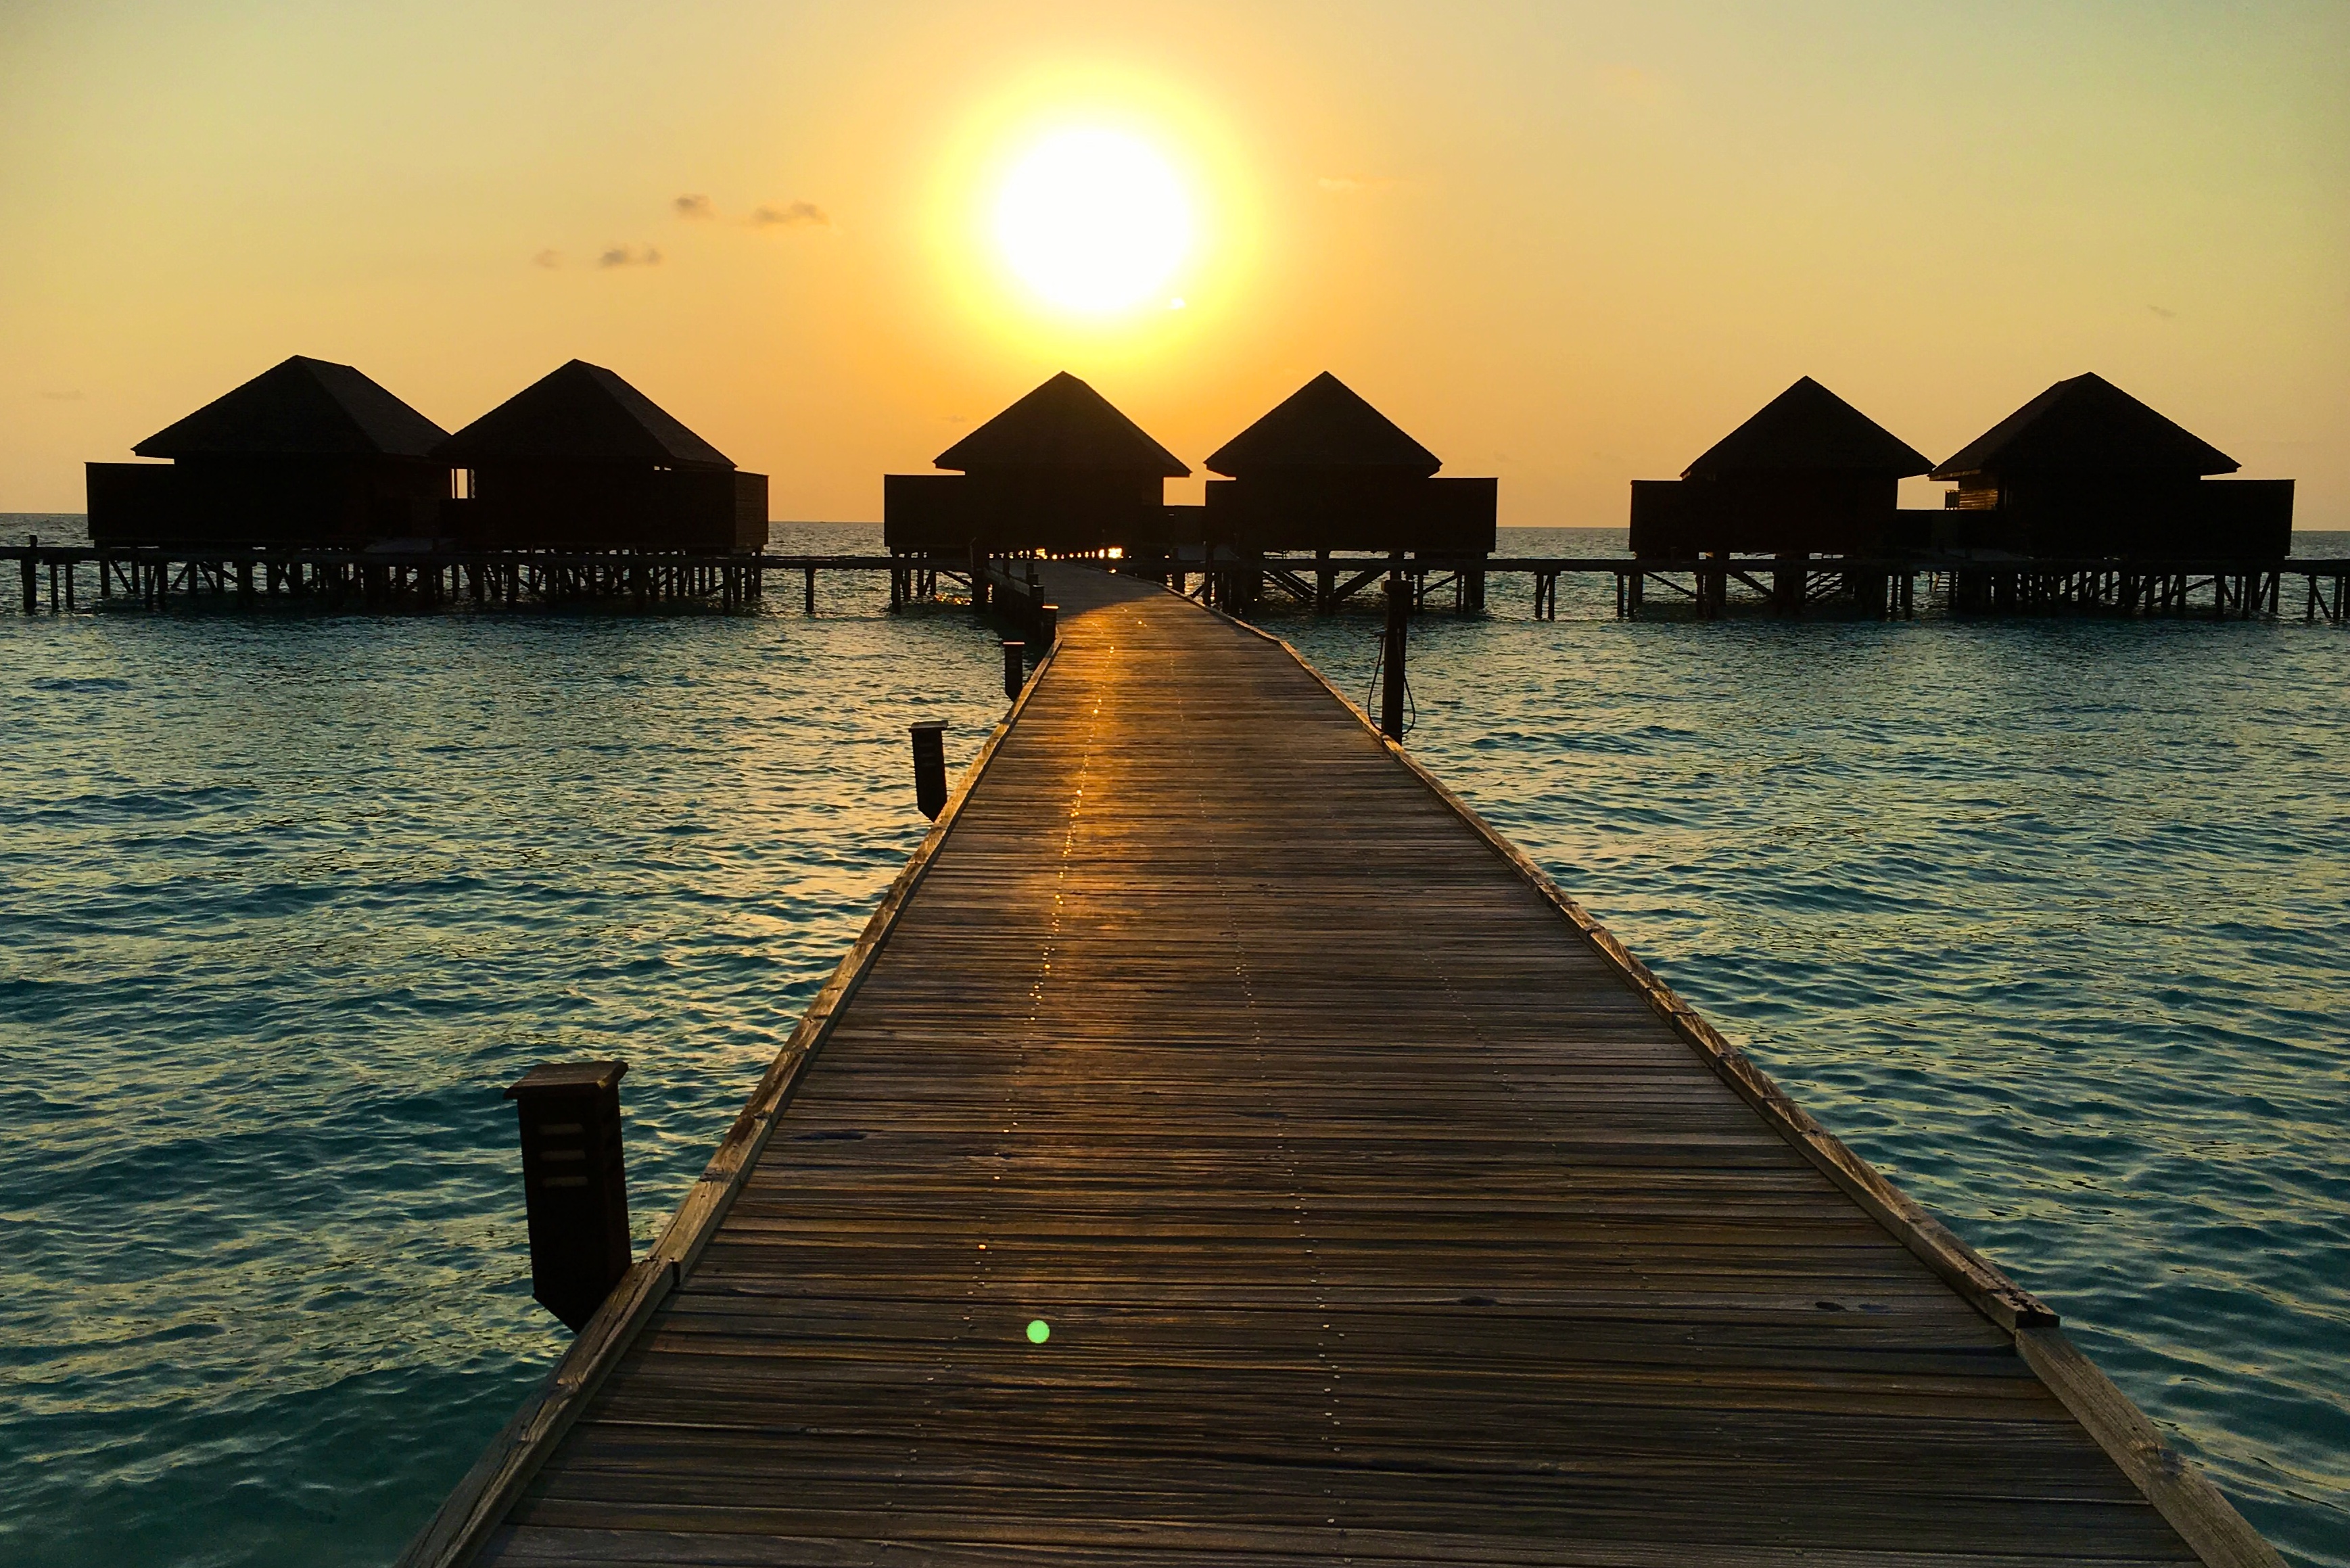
[1202,371,1496,556]
[882,372,1188,555]
[1629,377,1931,559]
[1929,373,2293,559]
[436,360,768,552]
[85,355,451,547]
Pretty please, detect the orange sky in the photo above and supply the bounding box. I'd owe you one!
[3,1,2345,521]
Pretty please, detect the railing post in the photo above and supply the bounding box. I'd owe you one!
[1002,640,1026,700]
[909,720,948,820]
[22,535,36,615]
[503,1061,632,1333]
[1380,577,1409,741]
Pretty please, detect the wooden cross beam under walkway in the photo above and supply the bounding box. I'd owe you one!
[406,563,2278,1567]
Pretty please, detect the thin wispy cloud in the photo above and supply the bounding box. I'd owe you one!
[749,199,830,229]
[674,193,716,220]
[36,389,85,401]
[533,249,564,268]
[598,245,663,268]
[2148,304,2178,319]
[1317,175,1396,195]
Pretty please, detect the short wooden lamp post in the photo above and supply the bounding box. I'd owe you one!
[909,719,948,819]
[504,1060,632,1332]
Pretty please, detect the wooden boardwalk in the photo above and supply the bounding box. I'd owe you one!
[406,566,2276,1567]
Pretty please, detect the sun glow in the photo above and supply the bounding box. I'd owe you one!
[993,128,1192,315]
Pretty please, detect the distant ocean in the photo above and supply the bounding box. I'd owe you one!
[3,519,2343,1566]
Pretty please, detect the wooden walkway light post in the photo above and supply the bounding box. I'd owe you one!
[1001,640,1026,700]
[1380,576,1410,740]
[908,720,948,820]
[502,1061,632,1333]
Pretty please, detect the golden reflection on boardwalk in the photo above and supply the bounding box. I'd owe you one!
[410,565,2274,1568]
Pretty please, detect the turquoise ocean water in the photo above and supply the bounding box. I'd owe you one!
[3,521,2344,1565]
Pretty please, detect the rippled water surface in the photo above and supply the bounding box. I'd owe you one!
[3,521,2345,1565]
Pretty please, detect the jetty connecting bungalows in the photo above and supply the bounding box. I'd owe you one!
[85,356,452,547]
[438,360,768,553]
[400,564,2286,1568]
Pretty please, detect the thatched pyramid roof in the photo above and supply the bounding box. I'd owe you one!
[1682,377,1929,480]
[1931,373,2236,480]
[135,356,448,459]
[1205,373,1441,479]
[436,360,734,470]
[935,373,1188,477]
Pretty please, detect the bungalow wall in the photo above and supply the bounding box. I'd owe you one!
[1629,473,1899,559]
[883,469,1173,554]
[1932,477,2293,559]
[450,465,768,552]
[86,456,451,547]
[1202,475,1497,554]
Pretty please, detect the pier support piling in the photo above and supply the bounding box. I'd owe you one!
[1380,577,1410,741]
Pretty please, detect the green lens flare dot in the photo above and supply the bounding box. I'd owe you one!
[1025,1318,1051,1344]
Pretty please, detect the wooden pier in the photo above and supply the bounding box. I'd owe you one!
[7,540,2345,623]
[404,565,2277,1567]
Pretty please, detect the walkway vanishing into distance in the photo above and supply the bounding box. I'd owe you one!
[406,565,2278,1568]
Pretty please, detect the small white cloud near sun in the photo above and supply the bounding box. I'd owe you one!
[993,128,1192,316]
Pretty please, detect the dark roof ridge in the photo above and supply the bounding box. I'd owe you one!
[134,355,449,459]
[1205,371,1442,478]
[1931,372,2238,479]
[1681,376,1929,480]
[434,360,734,469]
[934,372,1188,477]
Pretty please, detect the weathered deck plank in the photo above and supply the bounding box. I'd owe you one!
[419,565,2272,1566]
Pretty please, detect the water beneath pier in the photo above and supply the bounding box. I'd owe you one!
[2,523,2344,1565]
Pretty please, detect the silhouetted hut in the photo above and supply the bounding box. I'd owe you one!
[883,372,1188,554]
[1202,372,1497,554]
[86,356,450,546]
[1929,373,2291,558]
[1629,377,1929,559]
[436,360,768,552]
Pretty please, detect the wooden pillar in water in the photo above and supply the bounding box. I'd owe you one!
[909,721,948,820]
[1380,578,1410,741]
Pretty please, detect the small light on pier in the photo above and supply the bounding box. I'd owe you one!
[910,719,948,821]
[503,1060,632,1333]
[1026,1318,1051,1344]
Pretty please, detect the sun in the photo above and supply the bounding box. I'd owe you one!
[993,128,1192,316]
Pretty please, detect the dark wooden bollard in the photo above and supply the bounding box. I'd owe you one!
[1036,602,1058,647]
[910,719,948,820]
[1380,578,1410,740]
[1002,640,1026,700]
[504,1061,632,1333]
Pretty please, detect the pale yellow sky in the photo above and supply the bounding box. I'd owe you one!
[3,1,2344,522]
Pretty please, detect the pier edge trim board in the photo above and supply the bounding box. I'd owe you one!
[392,641,1062,1568]
[1196,579,2284,1568]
